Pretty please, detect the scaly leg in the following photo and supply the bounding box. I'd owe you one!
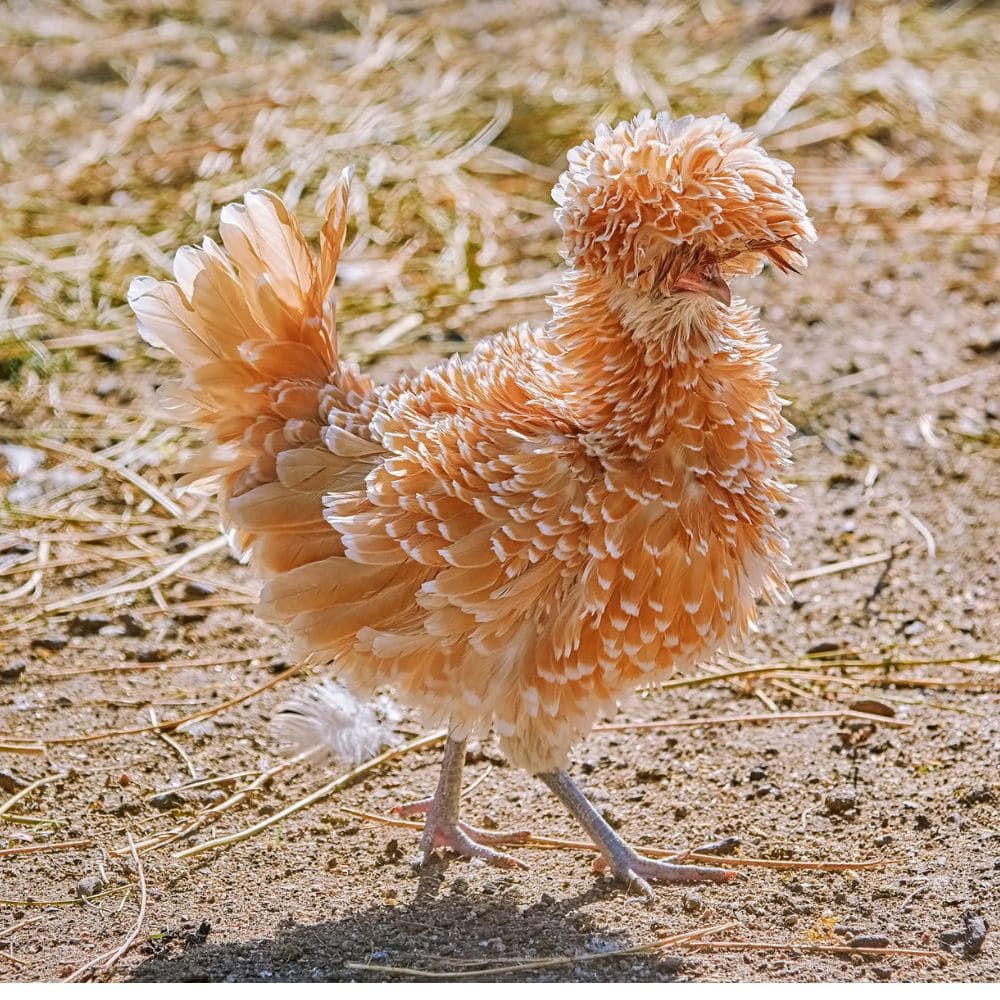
[394,736,529,869]
[538,769,736,899]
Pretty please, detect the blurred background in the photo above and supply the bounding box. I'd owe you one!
[1,0,997,377]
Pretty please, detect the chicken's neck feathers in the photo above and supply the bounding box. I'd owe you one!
[544,268,778,460]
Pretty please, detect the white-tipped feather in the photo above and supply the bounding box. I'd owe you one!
[272,680,402,765]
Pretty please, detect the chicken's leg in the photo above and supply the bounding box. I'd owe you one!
[395,736,529,869]
[538,769,736,899]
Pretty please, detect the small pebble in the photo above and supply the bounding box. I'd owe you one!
[960,785,994,806]
[31,634,68,652]
[68,615,113,637]
[76,876,106,898]
[968,334,1000,355]
[0,659,28,682]
[149,790,185,811]
[962,912,988,957]
[175,611,208,625]
[824,787,857,815]
[696,836,741,856]
[600,807,622,829]
[0,770,30,793]
[834,925,861,937]
[382,839,404,863]
[635,766,667,783]
[95,376,119,398]
[849,935,890,949]
[941,911,989,957]
[117,614,147,637]
[166,534,194,554]
[806,640,843,656]
[682,892,704,914]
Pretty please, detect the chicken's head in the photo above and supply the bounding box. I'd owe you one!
[553,111,816,305]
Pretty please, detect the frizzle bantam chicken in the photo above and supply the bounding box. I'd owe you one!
[130,111,815,897]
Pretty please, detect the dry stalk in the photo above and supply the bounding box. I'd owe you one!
[0,839,92,858]
[0,538,49,604]
[174,730,447,860]
[343,920,738,979]
[35,534,228,617]
[685,940,943,960]
[787,549,898,584]
[19,661,305,747]
[0,886,131,909]
[0,772,68,820]
[120,752,314,857]
[0,742,46,756]
[34,648,285,681]
[31,437,183,518]
[342,808,887,872]
[62,834,148,982]
[593,708,911,733]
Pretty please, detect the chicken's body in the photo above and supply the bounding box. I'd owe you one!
[131,112,815,893]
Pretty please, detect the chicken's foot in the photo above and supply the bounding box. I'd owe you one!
[538,769,737,900]
[395,736,528,870]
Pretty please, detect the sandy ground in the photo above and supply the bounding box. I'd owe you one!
[1,233,997,982]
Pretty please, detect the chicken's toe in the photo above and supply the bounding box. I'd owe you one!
[417,822,528,870]
[399,736,529,871]
[594,849,736,899]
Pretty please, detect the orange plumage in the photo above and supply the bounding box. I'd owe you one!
[131,111,815,891]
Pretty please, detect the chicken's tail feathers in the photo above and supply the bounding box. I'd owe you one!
[130,166,353,377]
[318,165,354,305]
[129,169,378,569]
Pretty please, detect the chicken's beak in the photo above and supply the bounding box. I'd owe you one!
[671,260,731,306]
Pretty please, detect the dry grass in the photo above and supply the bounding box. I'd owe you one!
[1,0,998,982]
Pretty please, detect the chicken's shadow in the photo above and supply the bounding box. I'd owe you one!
[126,868,684,982]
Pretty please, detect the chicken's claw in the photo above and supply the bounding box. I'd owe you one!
[397,737,530,871]
[416,820,529,870]
[592,849,737,900]
[393,796,530,868]
[540,769,737,901]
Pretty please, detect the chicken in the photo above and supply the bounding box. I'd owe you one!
[130,111,815,896]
